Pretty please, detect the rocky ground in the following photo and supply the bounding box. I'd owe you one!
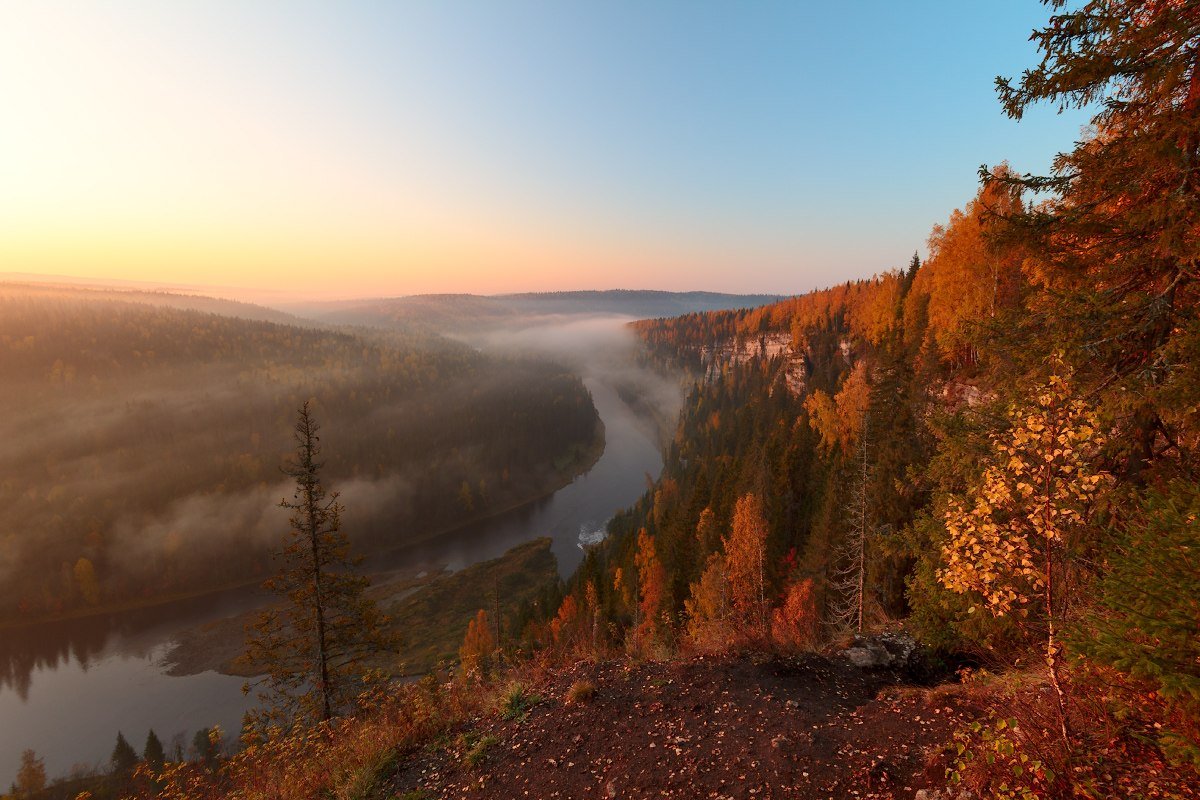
[382,651,978,799]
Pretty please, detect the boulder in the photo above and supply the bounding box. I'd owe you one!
[841,632,919,670]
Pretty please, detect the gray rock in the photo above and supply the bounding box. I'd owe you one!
[844,646,885,668]
[841,631,920,670]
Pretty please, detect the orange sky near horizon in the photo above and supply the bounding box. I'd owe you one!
[0,3,1091,301]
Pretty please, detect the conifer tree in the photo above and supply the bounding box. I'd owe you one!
[990,0,1200,476]
[242,402,395,728]
[725,493,769,637]
[111,731,139,773]
[830,416,874,633]
[1079,480,1200,767]
[694,507,721,563]
[191,728,219,764]
[143,728,165,769]
[15,749,45,797]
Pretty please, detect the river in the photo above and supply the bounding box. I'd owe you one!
[0,364,672,786]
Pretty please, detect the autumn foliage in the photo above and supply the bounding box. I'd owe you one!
[459,609,496,678]
[724,494,769,637]
[683,553,732,650]
[633,528,669,653]
[771,578,818,651]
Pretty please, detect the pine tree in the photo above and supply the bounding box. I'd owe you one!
[694,507,721,563]
[903,251,921,290]
[111,731,139,773]
[1078,480,1200,768]
[242,402,395,728]
[143,728,165,769]
[191,728,219,763]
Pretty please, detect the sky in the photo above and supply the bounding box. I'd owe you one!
[0,1,1092,300]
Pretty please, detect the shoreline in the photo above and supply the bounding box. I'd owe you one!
[0,417,605,634]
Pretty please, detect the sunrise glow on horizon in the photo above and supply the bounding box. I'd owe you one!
[1,2,1092,300]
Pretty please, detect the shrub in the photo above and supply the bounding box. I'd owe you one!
[498,682,540,721]
[566,680,596,705]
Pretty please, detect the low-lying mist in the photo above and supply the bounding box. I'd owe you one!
[457,314,686,445]
[0,291,602,624]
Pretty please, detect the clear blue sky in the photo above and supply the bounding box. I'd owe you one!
[1,1,1089,297]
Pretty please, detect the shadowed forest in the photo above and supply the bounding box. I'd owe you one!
[0,284,599,626]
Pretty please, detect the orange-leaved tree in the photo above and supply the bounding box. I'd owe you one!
[684,552,732,650]
[725,493,770,638]
[550,594,581,653]
[634,528,669,653]
[939,368,1108,743]
[772,578,818,651]
[458,608,495,679]
[805,361,870,452]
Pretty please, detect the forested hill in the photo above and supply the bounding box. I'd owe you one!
[0,285,599,626]
[0,281,306,326]
[559,159,1198,793]
[299,290,785,332]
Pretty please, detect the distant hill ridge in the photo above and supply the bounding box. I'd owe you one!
[0,281,306,327]
[308,289,787,331]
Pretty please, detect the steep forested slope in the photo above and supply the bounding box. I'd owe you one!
[0,286,599,624]
[551,149,1198,795]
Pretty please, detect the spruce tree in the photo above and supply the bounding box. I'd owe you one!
[242,402,395,728]
[143,728,165,768]
[1078,480,1200,767]
[191,728,218,763]
[111,731,139,773]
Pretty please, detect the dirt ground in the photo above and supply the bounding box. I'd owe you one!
[383,653,977,799]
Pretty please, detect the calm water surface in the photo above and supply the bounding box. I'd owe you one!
[0,374,667,785]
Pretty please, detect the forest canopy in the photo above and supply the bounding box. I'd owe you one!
[0,284,599,624]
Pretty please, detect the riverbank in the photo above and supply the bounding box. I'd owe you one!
[165,538,560,678]
[0,419,603,635]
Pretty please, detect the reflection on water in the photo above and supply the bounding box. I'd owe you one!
[0,585,263,699]
[0,591,260,782]
[0,373,671,785]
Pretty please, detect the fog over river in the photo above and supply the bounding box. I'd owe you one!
[0,316,681,786]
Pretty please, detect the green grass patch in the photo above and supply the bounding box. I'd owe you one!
[498,681,542,721]
[376,538,560,675]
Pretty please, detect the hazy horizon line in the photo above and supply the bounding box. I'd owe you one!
[0,271,800,308]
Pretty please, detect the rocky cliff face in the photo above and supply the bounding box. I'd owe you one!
[699,332,808,395]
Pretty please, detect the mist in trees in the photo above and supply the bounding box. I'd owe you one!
[242,404,395,728]
[0,285,599,625]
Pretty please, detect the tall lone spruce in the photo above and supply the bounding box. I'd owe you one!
[242,402,393,728]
